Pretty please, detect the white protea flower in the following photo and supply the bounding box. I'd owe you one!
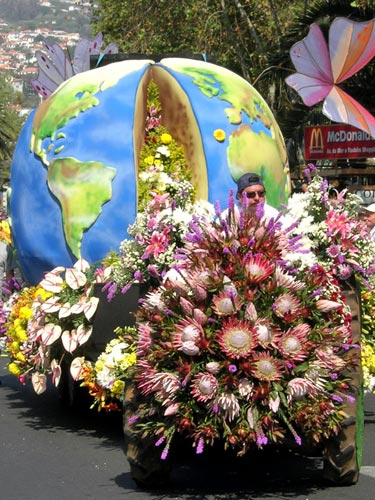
[238,378,254,400]
[216,392,241,421]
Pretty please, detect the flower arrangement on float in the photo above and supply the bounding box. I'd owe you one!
[284,164,375,283]
[78,195,359,456]
[2,258,109,393]
[285,164,375,394]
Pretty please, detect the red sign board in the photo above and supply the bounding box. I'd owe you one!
[304,124,375,160]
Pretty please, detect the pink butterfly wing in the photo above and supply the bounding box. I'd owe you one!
[329,17,375,83]
[286,23,334,105]
[285,73,333,106]
[324,86,375,137]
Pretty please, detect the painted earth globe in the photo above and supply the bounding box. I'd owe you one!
[10,58,290,284]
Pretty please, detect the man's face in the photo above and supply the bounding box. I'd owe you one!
[237,183,266,208]
[362,210,375,230]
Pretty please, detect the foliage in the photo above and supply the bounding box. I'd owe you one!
[0,74,23,166]
[90,0,300,92]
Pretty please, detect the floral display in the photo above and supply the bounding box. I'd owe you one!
[104,180,214,299]
[71,326,137,411]
[361,288,375,392]
[0,218,11,245]
[285,165,375,393]
[137,81,191,212]
[284,164,375,283]
[108,199,359,457]
[2,258,108,393]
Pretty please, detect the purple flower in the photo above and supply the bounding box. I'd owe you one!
[127,415,139,425]
[214,200,222,217]
[228,364,237,373]
[133,270,144,282]
[155,436,165,447]
[331,394,344,403]
[196,437,205,454]
[327,244,341,258]
[228,190,235,211]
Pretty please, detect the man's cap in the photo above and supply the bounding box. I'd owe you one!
[236,173,264,195]
[362,203,375,213]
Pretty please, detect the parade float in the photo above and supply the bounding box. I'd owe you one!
[2,26,375,488]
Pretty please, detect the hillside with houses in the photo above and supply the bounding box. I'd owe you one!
[0,0,92,110]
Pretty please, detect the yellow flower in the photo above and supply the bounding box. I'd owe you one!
[16,352,26,363]
[35,287,53,300]
[213,129,226,142]
[161,133,172,144]
[144,155,155,165]
[8,362,21,376]
[95,359,104,372]
[124,351,137,368]
[15,326,28,342]
[112,379,125,392]
[0,220,11,244]
[19,306,33,320]
[10,341,20,352]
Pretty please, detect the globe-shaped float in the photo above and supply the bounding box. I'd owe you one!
[10,58,290,284]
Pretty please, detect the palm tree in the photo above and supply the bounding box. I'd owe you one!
[0,74,23,182]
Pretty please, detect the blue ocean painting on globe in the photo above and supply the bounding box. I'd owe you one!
[10,58,291,285]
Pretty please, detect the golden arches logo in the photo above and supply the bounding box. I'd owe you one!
[309,127,324,153]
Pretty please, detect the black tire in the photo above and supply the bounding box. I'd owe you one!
[123,384,171,488]
[322,282,363,486]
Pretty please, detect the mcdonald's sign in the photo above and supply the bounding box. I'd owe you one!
[304,124,375,160]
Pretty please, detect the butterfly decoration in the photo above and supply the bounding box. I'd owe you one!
[286,17,375,138]
[31,32,119,99]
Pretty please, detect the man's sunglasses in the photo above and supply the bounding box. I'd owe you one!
[245,190,266,199]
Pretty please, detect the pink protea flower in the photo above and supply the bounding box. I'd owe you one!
[287,377,319,400]
[212,291,242,316]
[254,319,281,348]
[244,301,258,322]
[218,318,258,358]
[172,318,203,350]
[279,323,311,361]
[315,298,342,312]
[137,322,153,356]
[205,361,221,374]
[272,292,301,320]
[275,266,305,291]
[314,346,347,371]
[193,308,208,325]
[244,254,274,284]
[180,297,193,315]
[191,373,218,402]
[250,352,283,381]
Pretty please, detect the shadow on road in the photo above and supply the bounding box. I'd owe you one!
[2,365,374,498]
[1,371,123,449]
